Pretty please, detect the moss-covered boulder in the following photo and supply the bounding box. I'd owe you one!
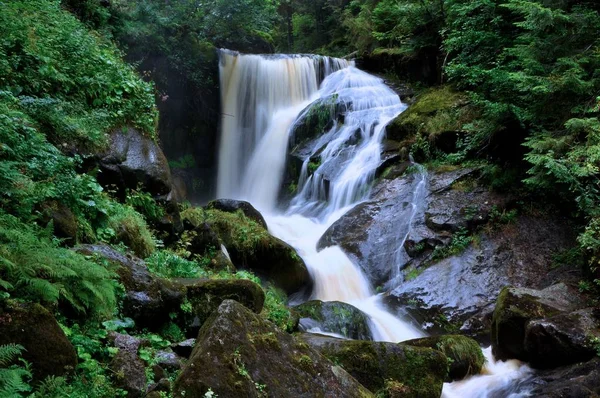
[289,95,348,150]
[174,300,373,398]
[295,300,373,340]
[0,301,77,381]
[386,86,468,141]
[524,308,599,369]
[491,283,583,362]
[404,335,484,381]
[182,207,312,295]
[75,244,185,329]
[301,334,447,398]
[176,278,265,337]
[206,199,268,229]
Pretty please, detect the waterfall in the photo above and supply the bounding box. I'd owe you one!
[216,49,531,396]
[217,50,349,210]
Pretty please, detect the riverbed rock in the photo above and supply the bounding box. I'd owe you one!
[74,244,185,329]
[175,278,265,337]
[98,127,173,196]
[301,334,447,397]
[529,357,600,397]
[174,300,373,398]
[403,335,484,381]
[491,283,584,362]
[295,300,373,340]
[206,199,268,229]
[108,332,147,397]
[524,307,600,369]
[0,301,77,381]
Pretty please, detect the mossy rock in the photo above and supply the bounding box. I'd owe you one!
[174,300,373,398]
[302,334,447,398]
[491,284,582,362]
[0,301,77,381]
[75,244,186,330]
[404,335,484,381]
[182,207,312,295]
[175,278,265,337]
[385,86,472,156]
[206,199,268,229]
[290,95,348,151]
[295,300,373,340]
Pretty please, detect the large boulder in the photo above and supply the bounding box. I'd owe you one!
[174,300,373,398]
[98,127,173,197]
[295,300,373,340]
[403,335,484,381]
[491,283,584,362]
[206,199,268,229]
[188,208,312,295]
[74,244,185,329]
[301,334,447,398]
[108,332,147,398]
[524,307,599,369]
[175,278,265,337]
[0,301,77,381]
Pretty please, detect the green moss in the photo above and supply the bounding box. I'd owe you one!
[406,335,484,381]
[106,203,155,258]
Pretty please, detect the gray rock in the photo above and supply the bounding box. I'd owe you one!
[155,350,184,371]
[108,332,147,398]
[171,339,195,358]
[99,127,173,196]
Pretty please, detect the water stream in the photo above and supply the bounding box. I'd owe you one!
[216,49,531,396]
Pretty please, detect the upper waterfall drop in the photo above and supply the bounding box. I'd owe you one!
[217,50,350,210]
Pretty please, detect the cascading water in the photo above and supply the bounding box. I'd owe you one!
[216,49,531,396]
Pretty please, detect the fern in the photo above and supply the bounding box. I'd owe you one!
[0,344,32,397]
[0,211,117,316]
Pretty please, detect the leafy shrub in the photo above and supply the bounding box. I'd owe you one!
[104,202,155,258]
[146,250,207,279]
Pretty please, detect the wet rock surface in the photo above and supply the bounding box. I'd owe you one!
[174,300,373,398]
[523,357,600,397]
[317,165,578,339]
[301,334,447,398]
[295,300,373,340]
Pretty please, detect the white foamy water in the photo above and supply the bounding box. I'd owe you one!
[216,49,532,396]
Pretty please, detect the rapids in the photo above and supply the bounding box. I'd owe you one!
[216,49,532,397]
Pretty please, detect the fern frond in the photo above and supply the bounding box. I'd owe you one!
[0,344,24,367]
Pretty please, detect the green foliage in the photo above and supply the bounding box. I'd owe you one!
[430,228,474,262]
[146,250,207,279]
[262,286,296,332]
[125,188,165,223]
[0,344,32,398]
[104,202,155,258]
[0,0,158,143]
[0,211,117,316]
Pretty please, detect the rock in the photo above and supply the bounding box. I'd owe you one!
[74,244,185,329]
[295,300,373,340]
[148,378,171,394]
[524,308,599,369]
[182,207,312,294]
[174,300,373,398]
[0,301,77,381]
[175,278,265,337]
[155,350,184,371]
[403,335,484,381]
[171,338,195,358]
[206,199,268,229]
[527,357,600,397]
[98,127,173,196]
[302,334,447,398]
[108,332,147,397]
[491,283,584,362]
[384,86,468,145]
